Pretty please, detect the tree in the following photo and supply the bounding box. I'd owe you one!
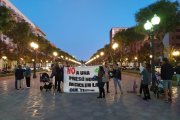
[0,6,15,33]
[5,21,31,63]
[135,0,180,57]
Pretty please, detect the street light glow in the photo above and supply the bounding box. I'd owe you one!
[151,14,160,25]
[53,52,58,57]
[112,42,119,50]
[134,57,138,60]
[144,20,152,30]
[96,55,99,58]
[100,52,104,56]
[172,51,180,56]
[2,56,7,60]
[30,42,39,49]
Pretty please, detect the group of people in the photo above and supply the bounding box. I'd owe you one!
[14,58,179,103]
[15,65,32,90]
[97,63,123,98]
[138,58,175,102]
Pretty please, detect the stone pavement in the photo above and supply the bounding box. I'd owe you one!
[0,73,180,120]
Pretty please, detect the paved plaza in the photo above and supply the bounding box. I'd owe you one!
[0,73,180,120]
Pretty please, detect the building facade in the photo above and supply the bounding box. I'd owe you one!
[110,27,127,43]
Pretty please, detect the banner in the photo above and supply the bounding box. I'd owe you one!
[63,66,99,93]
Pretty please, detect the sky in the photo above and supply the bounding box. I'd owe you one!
[10,0,159,61]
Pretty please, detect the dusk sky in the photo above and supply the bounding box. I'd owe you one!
[10,0,159,61]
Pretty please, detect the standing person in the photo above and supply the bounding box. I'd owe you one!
[15,65,25,90]
[97,66,106,98]
[58,65,64,92]
[104,63,110,93]
[50,63,62,92]
[24,66,31,88]
[137,64,145,96]
[174,63,180,86]
[161,58,174,102]
[113,63,123,94]
[140,63,151,100]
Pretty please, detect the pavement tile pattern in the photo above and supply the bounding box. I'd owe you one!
[0,73,180,120]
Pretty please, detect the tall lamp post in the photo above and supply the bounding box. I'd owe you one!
[30,42,39,78]
[144,14,160,89]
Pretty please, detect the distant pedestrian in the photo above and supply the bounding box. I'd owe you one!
[15,65,25,90]
[161,58,174,102]
[24,66,31,88]
[97,66,106,98]
[113,63,123,94]
[140,63,151,100]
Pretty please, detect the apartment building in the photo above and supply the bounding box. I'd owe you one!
[110,27,127,43]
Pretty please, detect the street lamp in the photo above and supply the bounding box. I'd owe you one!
[100,52,104,56]
[172,50,180,62]
[53,51,58,62]
[112,42,119,50]
[144,14,160,89]
[30,42,39,78]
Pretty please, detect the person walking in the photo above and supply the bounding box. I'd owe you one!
[140,63,151,100]
[24,66,31,88]
[161,58,174,102]
[15,65,25,90]
[104,63,110,93]
[97,66,106,98]
[113,63,123,94]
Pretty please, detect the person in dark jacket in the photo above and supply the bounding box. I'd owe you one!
[113,63,123,94]
[161,58,174,102]
[97,66,105,98]
[140,63,151,100]
[15,65,25,90]
[51,63,64,92]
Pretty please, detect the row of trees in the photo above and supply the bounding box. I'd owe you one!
[0,6,77,65]
[87,0,180,65]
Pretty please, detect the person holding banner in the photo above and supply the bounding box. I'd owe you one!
[97,66,106,98]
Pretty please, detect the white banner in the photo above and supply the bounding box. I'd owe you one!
[63,66,99,93]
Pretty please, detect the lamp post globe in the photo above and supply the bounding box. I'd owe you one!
[144,20,152,30]
[151,14,160,25]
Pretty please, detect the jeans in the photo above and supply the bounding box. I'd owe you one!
[113,77,122,93]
